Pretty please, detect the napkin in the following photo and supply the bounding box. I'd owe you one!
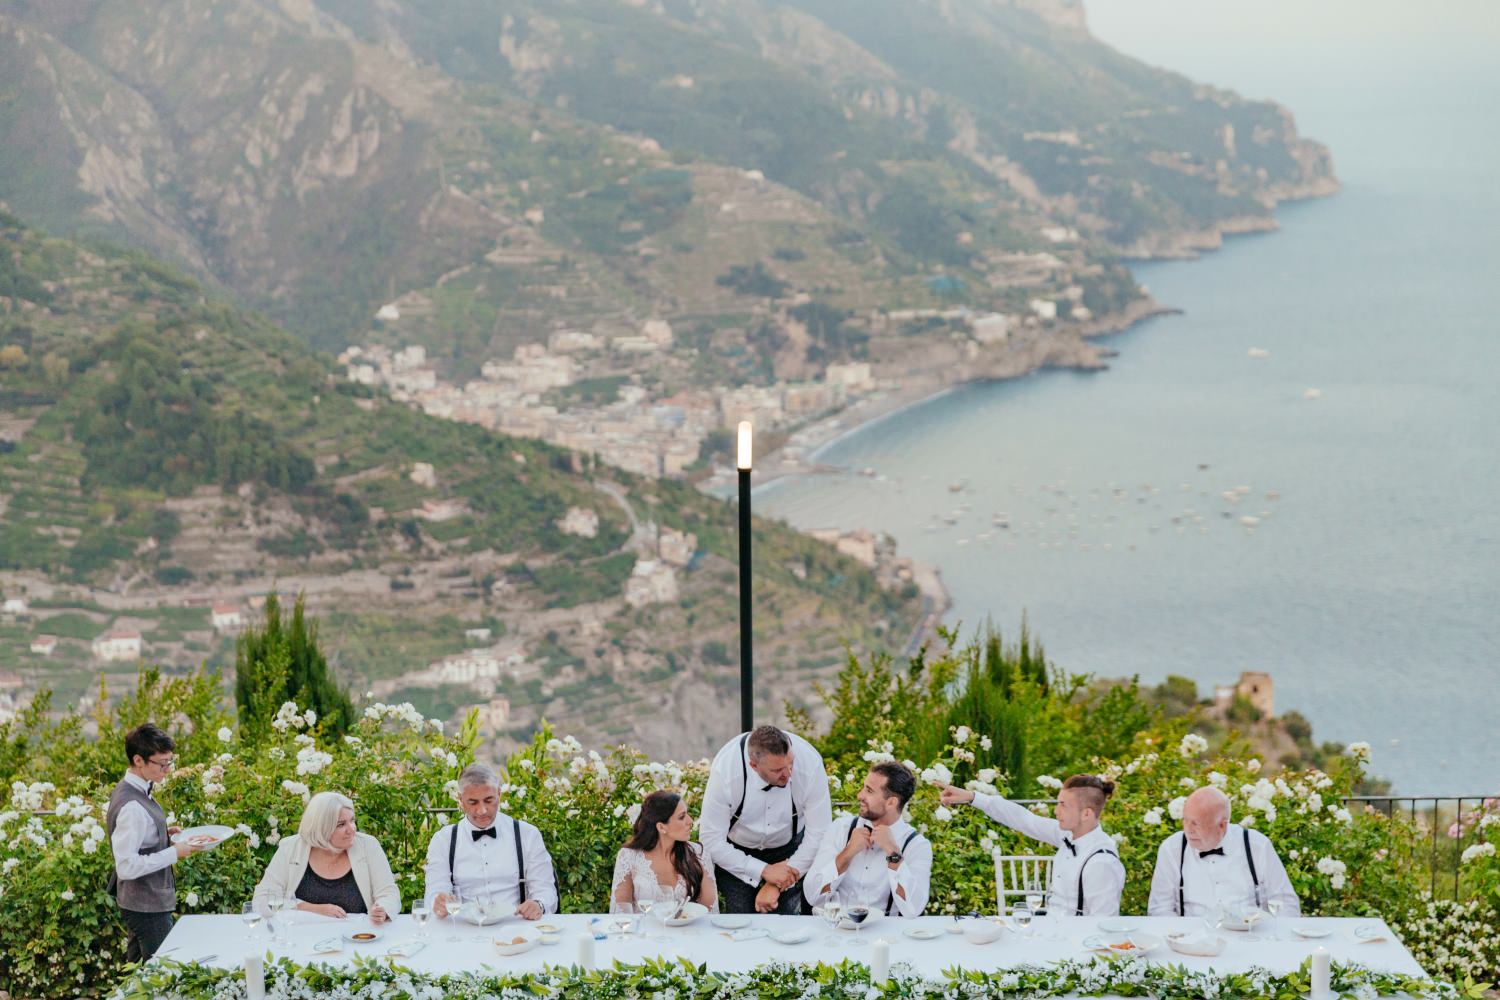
[722,928,770,942]
[1354,926,1390,944]
[310,938,343,955]
[386,942,427,959]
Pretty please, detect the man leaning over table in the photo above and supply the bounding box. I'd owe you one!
[106,723,210,961]
[1147,785,1299,918]
[940,773,1125,916]
[805,761,931,917]
[699,725,833,914]
[424,763,558,921]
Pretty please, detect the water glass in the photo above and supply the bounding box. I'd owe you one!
[240,901,263,943]
[820,900,845,945]
[446,891,467,943]
[1012,900,1034,937]
[265,891,286,944]
[1265,899,1284,941]
[412,903,431,939]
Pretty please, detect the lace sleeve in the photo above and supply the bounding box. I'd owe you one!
[609,848,637,912]
[692,842,718,909]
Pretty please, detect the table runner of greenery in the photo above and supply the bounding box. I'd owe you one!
[114,955,1484,1000]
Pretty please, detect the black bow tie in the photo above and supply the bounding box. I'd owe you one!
[146,781,154,796]
[472,826,497,842]
[1199,847,1226,859]
[1062,838,1077,855]
[762,783,776,792]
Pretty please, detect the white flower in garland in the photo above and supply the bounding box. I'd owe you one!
[1179,733,1209,757]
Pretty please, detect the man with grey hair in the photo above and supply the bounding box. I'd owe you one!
[1147,786,1299,918]
[700,725,832,914]
[424,763,558,920]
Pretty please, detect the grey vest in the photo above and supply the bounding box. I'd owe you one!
[105,778,176,912]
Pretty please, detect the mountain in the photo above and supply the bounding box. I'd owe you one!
[0,0,1335,373]
[0,210,925,757]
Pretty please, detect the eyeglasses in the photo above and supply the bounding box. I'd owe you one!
[146,756,176,770]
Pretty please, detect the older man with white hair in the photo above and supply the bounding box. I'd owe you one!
[1147,786,1299,918]
[424,763,558,920]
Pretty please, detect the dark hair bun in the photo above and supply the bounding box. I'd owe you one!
[1100,779,1116,798]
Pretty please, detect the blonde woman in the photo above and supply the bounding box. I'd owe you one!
[254,791,401,921]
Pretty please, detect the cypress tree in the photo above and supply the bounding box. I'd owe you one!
[234,591,356,741]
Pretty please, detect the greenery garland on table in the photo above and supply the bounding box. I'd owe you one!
[114,955,1488,1000]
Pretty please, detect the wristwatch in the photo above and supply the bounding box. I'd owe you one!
[886,850,904,865]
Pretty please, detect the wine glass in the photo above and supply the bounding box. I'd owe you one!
[265,891,286,945]
[1012,899,1034,937]
[819,900,844,945]
[1265,899,1284,941]
[446,890,467,943]
[844,902,872,947]
[240,901,263,943]
[412,902,431,940]
[609,902,638,939]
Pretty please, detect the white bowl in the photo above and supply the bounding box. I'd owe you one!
[963,921,1004,945]
[493,928,541,956]
[661,901,708,927]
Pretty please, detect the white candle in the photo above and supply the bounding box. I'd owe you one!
[1311,945,1331,998]
[244,953,265,1000]
[575,932,596,970]
[870,938,891,985]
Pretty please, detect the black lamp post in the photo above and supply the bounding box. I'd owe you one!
[736,420,754,733]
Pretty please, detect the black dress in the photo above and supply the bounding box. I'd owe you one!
[295,862,367,914]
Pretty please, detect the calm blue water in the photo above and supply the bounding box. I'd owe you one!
[760,6,1500,794]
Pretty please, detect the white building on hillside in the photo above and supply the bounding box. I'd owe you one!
[624,559,678,607]
[211,603,244,632]
[93,630,143,662]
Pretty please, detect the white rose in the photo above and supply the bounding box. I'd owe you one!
[952,726,972,746]
[185,891,199,907]
[1245,758,1262,773]
[977,768,998,784]
[217,727,233,743]
[1207,772,1227,788]
[1460,843,1496,863]
[1035,775,1063,791]
[1179,733,1209,757]
[1142,808,1163,826]
[979,736,993,751]
[626,803,641,824]
[1167,796,1187,821]
[60,889,75,901]
[932,806,953,822]
[1346,741,1371,762]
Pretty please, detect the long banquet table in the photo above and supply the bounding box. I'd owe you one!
[156,911,1428,979]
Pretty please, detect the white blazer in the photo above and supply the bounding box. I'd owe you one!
[254,832,402,916]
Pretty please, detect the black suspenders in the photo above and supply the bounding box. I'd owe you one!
[1075,847,1118,916]
[1177,828,1261,915]
[449,818,529,902]
[840,816,920,915]
[729,732,798,843]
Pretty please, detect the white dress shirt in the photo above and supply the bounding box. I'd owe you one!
[970,793,1125,916]
[423,813,558,914]
[110,772,177,882]
[1147,823,1300,918]
[699,730,833,886]
[804,813,932,917]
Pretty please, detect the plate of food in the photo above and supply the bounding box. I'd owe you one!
[710,914,750,930]
[903,926,945,941]
[343,928,383,944]
[534,923,561,934]
[493,928,541,956]
[1084,933,1162,956]
[660,901,709,927]
[170,825,236,849]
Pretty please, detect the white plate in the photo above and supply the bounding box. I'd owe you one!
[534,923,561,934]
[770,927,812,945]
[1353,924,1388,942]
[1084,933,1162,956]
[839,909,882,931]
[661,901,708,927]
[343,929,383,944]
[903,927,945,941]
[493,928,541,956]
[1167,931,1227,957]
[1292,923,1332,939]
[171,825,236,849]
[1098,918,1139,933]
[1218,907,1268,931]
[711,915,750,930]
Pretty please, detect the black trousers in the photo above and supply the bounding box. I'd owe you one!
[715,831,808,915]
[121,908,174,962]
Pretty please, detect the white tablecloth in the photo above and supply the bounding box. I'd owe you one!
[158,912,1427,980]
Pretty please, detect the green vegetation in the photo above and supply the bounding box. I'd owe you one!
[234,592,356,740]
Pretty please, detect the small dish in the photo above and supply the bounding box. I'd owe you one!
[904,927,944,941]
[1098,918,1139,933]
[711,915,750,930]
[539,933,560,946]
[493,929,540,956]
[944,922,965,934]
[770,927,812,945]
[1166,931,1226,957]
[534,923,561,934]
[1292,923,1332,939]
[963,921,1004,945]
[343,929,382,944]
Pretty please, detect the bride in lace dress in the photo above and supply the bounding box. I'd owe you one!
[610,790,718,913]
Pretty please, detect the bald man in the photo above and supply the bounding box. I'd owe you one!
[1147,786,1299,918]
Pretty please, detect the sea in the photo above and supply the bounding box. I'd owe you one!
[758,2,1500,794]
